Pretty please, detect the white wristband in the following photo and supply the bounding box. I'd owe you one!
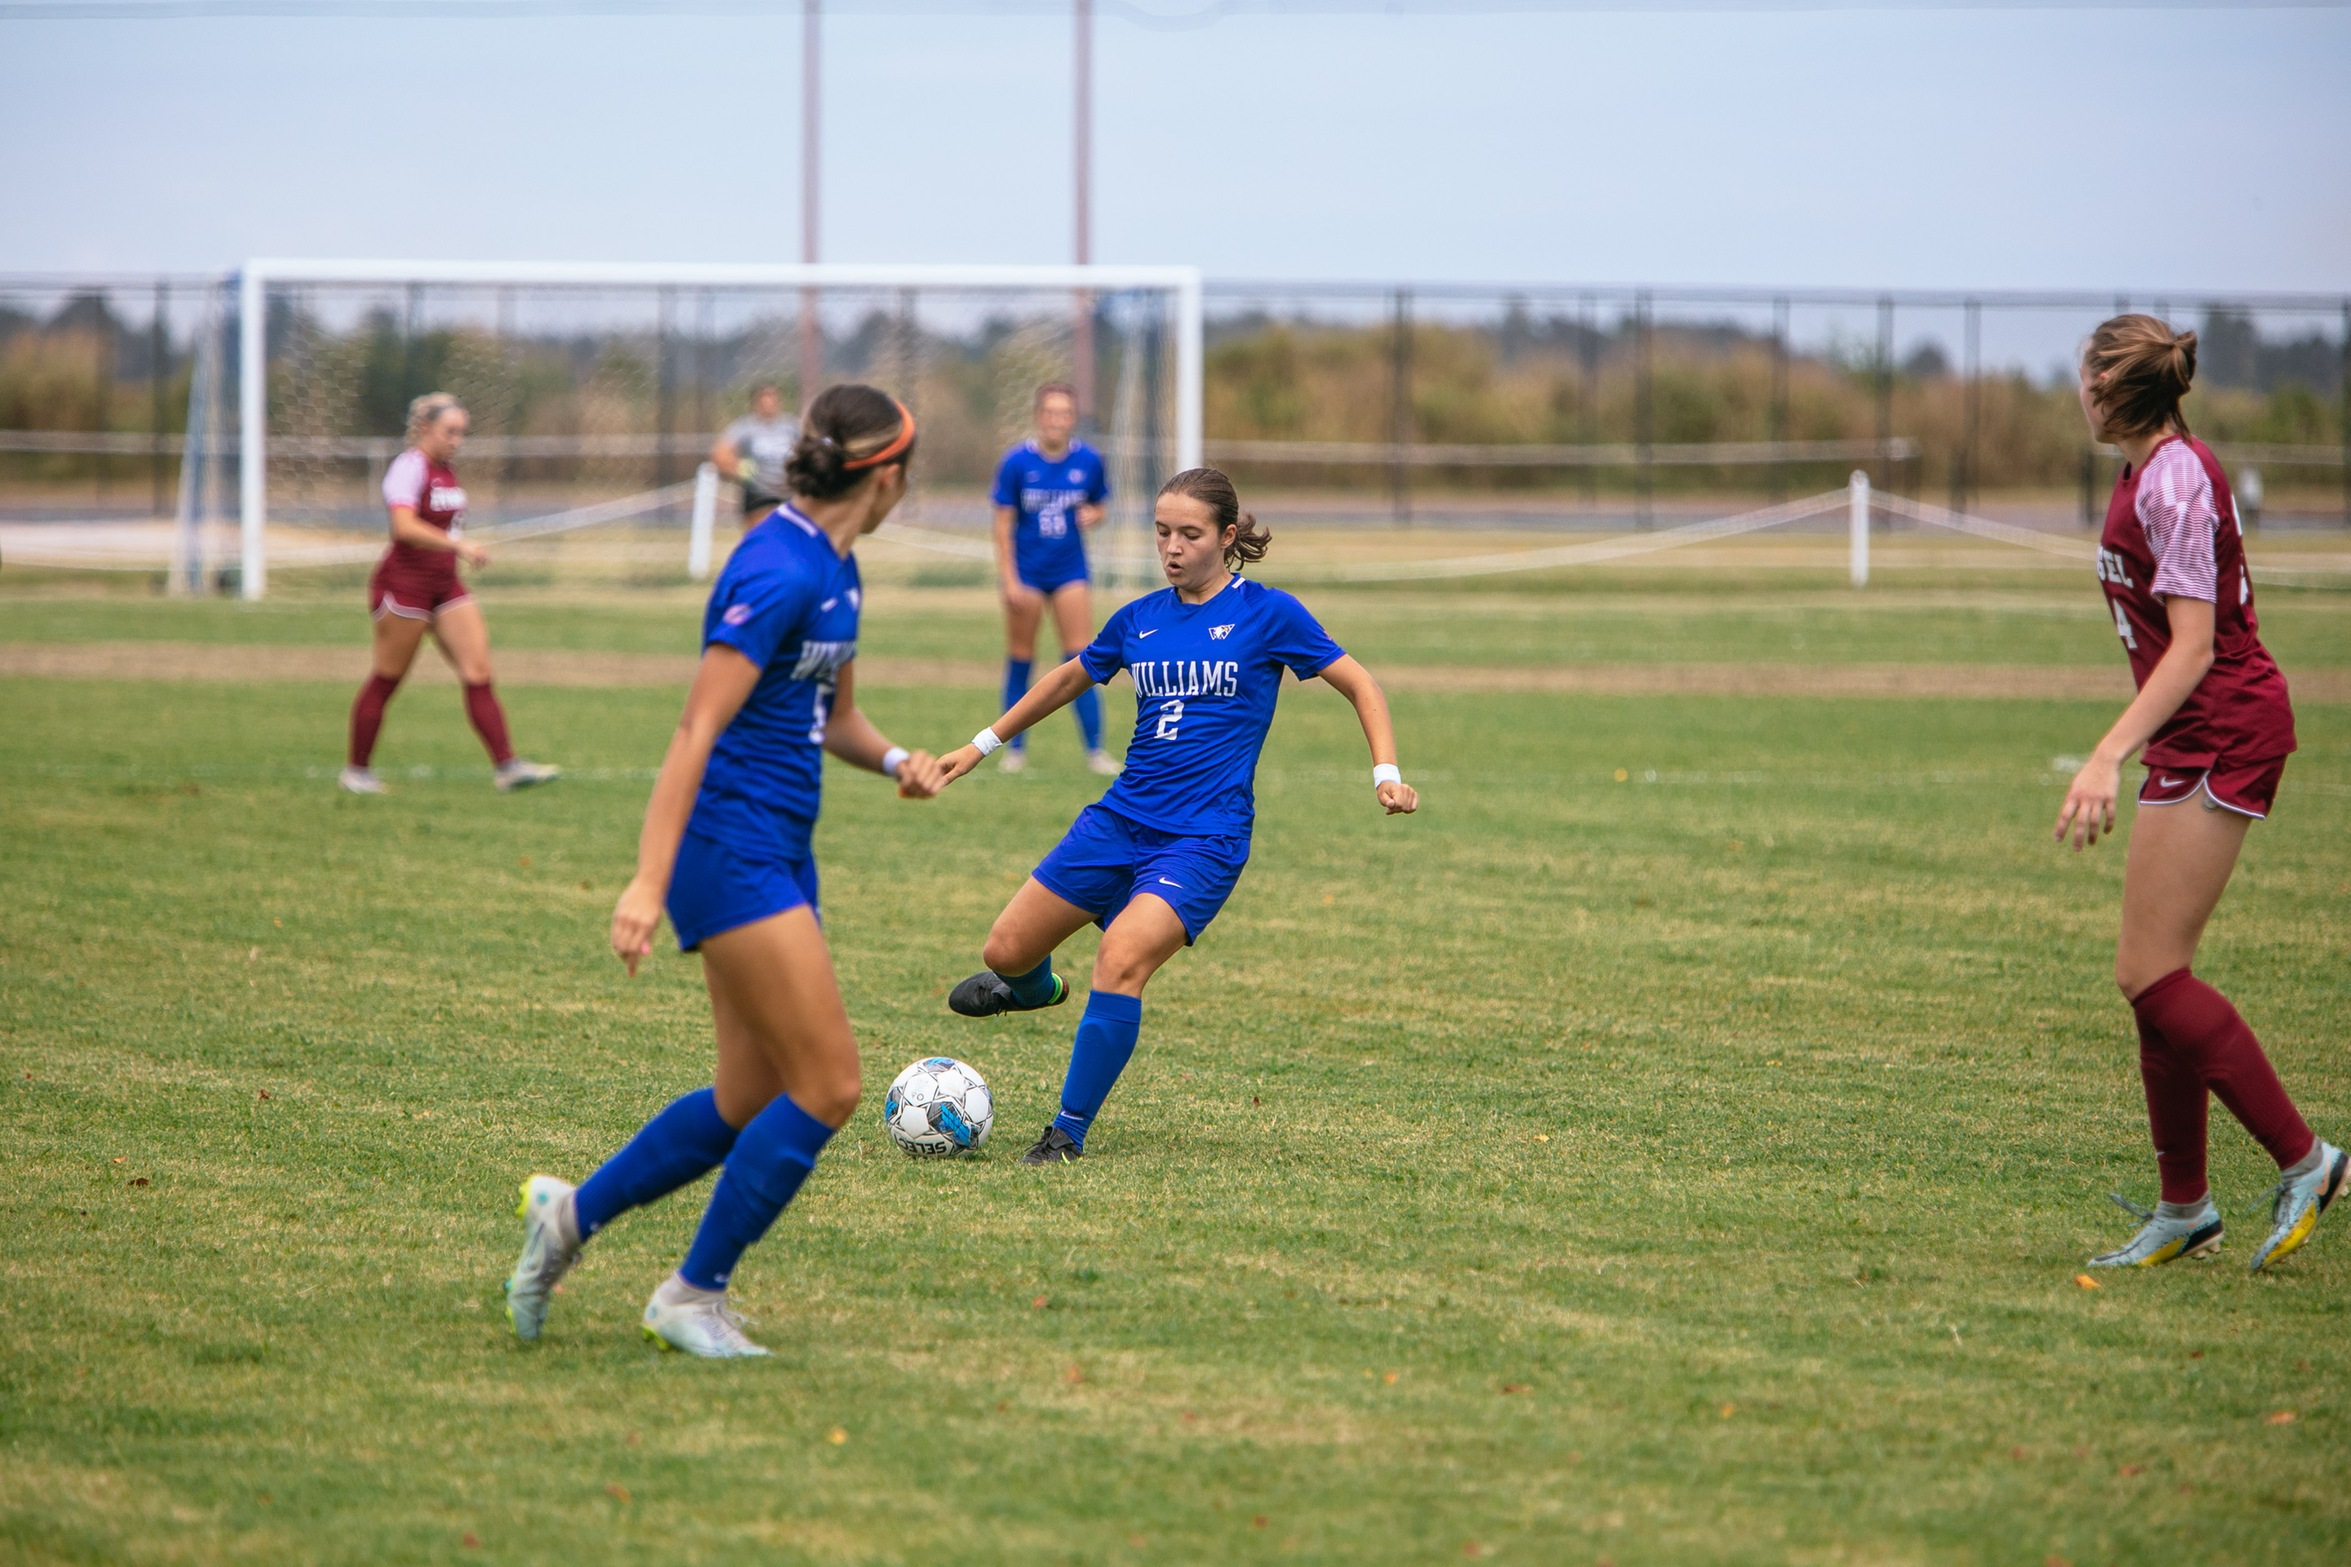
[880,746,909,779]
[1372,764,1402,787]
[973,727,1003,758]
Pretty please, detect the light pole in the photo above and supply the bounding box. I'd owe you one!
[798,0,823,410]
[1072,0,1094,422]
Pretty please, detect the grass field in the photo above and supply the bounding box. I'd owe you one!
[5,552,2350,1564]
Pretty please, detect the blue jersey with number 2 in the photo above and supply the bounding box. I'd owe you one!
[687,503,861,860]
[1079,575,1343,837]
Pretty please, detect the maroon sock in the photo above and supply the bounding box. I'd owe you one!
[349,672,403,768]
[2132,968,2315,1182]
[463,682,516,766]
[2133,996,2210,1205]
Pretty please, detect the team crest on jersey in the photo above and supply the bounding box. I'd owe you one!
[1069,468,1084,482]
[723,603,754,626]
[1209,624,1235,640]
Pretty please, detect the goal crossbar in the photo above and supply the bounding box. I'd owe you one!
[232,257,1205,599]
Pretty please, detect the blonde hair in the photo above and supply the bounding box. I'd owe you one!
[405,391,465,445]
[2083,315,2196,440]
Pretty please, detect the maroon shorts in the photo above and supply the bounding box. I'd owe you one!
[2139,756,2287,820]
[369,556,471,621]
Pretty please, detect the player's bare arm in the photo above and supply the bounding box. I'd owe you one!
[2056,596,2213,850]
[389,503,487,566]
[610,644,761,974]
[1316,654,1419,815]
[820,661,944,798]
[993,504,1042,609]
[938,658,1099,786]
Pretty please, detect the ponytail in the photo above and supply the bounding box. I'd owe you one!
[2083,314,2197,440]
[784,384,918,500]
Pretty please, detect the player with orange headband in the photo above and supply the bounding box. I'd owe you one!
[501,386,945,1359]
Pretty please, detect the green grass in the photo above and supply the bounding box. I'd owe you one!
[3,582,2350,1564]
[14,578,2351,673]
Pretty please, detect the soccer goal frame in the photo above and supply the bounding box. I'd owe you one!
[229,258,1205,600]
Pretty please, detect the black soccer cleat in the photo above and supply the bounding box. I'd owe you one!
[1020,1126,1083,1166]
[947,969,1069,1018]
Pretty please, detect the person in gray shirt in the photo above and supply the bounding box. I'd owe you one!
[712,382,801,521]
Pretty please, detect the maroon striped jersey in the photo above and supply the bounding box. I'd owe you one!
[2096,433,2294,769]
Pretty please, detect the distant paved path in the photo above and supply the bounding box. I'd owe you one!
[4,640,2347,703]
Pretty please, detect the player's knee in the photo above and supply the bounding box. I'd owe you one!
[1090,943,1157,997]
[802,1072,861,1129]
[981,923,1032,975]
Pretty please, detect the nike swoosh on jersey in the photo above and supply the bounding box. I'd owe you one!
[1137,628,1159,638]
[820,598,838,611]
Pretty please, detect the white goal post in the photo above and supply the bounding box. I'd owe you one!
[230,258,1205,599]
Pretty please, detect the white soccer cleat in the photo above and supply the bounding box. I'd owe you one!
[997,749,1028,775]
[2087,1194,2223,1268]
[338,766,388,795]
[1085,749,1121,777]
[642,1281,771,1358]
[495,758,562,792]
[504,1175,580,1342]
[2248,1140,2349,1273]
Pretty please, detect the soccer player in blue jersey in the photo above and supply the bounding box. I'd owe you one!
[935,466,1418,1165]
[989,382,1117,776]
[502,386,945,1358]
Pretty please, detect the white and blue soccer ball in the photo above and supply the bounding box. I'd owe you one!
[882,1056,993,1157]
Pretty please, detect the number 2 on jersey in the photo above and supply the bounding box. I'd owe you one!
[1154,698,1184,740]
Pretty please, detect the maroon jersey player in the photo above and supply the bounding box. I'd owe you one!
[341,392,559,795]
[2057,315,2342,1273]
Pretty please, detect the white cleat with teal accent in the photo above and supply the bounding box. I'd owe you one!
[504,1174,580,1341]
[2088,1194,2223,1268]
[642,1282,771,1358]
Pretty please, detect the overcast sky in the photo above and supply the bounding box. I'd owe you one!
[2,5,2346,294]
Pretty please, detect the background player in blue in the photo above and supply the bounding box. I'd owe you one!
[501,386,946,1358]
[935,466,1419,1165]
[990,382,1117,776]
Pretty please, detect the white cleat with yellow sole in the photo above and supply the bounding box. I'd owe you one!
[2088,1194,2224,1268]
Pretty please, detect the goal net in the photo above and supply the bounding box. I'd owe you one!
[177,261,1202,598]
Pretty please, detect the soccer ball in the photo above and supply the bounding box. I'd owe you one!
[882,1056,993,1157]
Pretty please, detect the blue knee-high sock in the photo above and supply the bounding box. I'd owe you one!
[1051,991,1143,1149]
[1073,685,1103,751]
[678,1094,834,1291]
[1002,956,1059,1008]
[573,1088,738,1240]
[1002,658,1032,751]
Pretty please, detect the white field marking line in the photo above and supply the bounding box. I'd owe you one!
[1271,491,1853,583]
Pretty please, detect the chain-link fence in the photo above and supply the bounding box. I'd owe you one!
[1200,282,2350,533]
[3,274,2344,577]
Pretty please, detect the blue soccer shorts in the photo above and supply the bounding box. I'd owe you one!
[1014,541,1090,595]
[1031,804,1250,945]
[667,829,820,951]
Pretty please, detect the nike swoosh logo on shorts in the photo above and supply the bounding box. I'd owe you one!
[1157,877,1182,888]
[2159,776,2182,787]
